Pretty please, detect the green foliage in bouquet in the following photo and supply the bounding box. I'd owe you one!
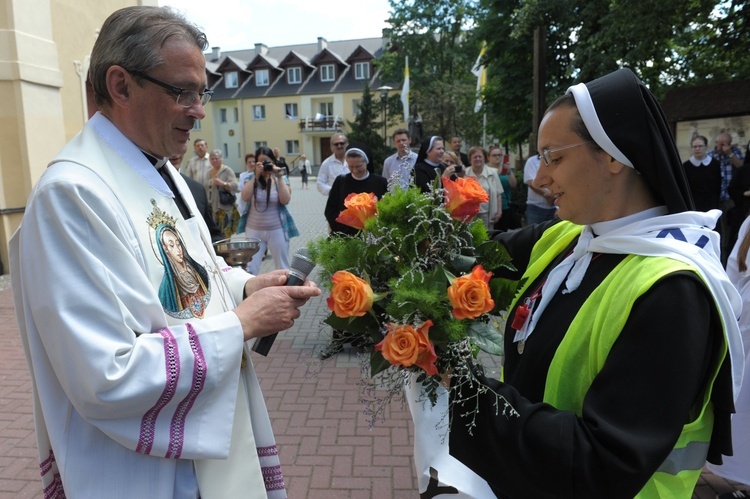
[308,182,522,417]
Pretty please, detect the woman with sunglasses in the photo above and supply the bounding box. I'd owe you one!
[316,133,349,196]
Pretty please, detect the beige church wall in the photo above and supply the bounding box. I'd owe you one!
[50,0,158,140]
[0,0,66,274]
[0,0,155,273]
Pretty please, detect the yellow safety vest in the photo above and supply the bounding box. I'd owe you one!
[514,221,726,498]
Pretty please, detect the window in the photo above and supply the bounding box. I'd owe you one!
[254,141,268,150]
[192,121,202,131]
[287,67,301,84]
[319,102,333,117]
[220,108,227,123]
[225,71,238,88]
[352,99,362,116]
[255,69,269,86]
[354,62,370,80]
[320,64,335,82]
[253,105,266,120]
[233,107,239,123]
[237,143,242,158]
[284,103,298,119]
[285,140,300,155]
[223,143,229,158]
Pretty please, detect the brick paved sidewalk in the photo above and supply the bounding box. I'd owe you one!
[0,185,746,498]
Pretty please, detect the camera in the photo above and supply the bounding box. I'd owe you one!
[454,164,463,173]
[263,161,275,172]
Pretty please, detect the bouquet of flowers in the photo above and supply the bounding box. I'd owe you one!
[307,176,520,423]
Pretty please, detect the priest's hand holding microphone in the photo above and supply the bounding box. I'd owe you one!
[233,249,320,353]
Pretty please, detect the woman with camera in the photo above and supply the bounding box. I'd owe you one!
[238,146,298,275]
[413,136,458,193]
[208,149,240,238]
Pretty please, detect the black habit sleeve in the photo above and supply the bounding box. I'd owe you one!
[449,267,716,499]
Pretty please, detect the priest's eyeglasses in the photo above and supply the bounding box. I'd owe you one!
[127,69,213,108]
[540,141,592,166]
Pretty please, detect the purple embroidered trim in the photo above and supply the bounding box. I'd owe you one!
[39,450,55,476]
[42,474,65,499]
[40,450,65,499]
[258,446,284,492]
[136,327,180,455]
[166,323,207,459]
[257,445,279,457]
[261,465,285,491]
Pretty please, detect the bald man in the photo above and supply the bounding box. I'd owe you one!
[709,132,745,263]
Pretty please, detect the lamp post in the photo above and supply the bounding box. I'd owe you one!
[377,85,392,145]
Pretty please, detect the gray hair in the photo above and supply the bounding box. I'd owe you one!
[209,149,223,158]
[89,6,208,108]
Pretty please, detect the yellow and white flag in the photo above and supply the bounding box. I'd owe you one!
[401,56,410,122]
[472,43,487,113]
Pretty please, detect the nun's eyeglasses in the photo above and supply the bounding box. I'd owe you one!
[540,141,592,166]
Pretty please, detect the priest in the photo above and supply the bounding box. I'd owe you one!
[9,6,319,499]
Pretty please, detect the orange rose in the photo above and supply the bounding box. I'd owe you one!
[335,192,378,230]
[442,176,489,221]
[447,265,495,320]
[374,320,438,376]
[326,270,374,318]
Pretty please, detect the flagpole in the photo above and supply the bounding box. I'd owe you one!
[482,111,487,149]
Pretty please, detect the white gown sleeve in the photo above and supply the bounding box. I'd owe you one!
[16,165,245,459]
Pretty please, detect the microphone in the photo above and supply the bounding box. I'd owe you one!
[251,248,316,356]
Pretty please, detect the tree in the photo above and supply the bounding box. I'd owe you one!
[380,0,750,160]
[379,0,485,146]
[474,0,537,151]
[473,0,750,157]
[669,0,750,84]
[346,81,390,174]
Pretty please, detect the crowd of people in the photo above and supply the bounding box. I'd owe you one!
[9,5,750,498]
[178,125,536,279]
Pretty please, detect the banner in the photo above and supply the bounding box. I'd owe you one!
[472,43,487,113]
[401,56,410,122]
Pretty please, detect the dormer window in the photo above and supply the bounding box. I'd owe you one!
[287,67,302,84]
[320,64,335,82]
[225,71,238,88]
[255,69,270,87]
[354,62,370,80]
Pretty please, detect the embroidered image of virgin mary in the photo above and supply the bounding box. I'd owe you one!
[155,224,211,319]
[147,200,211,318]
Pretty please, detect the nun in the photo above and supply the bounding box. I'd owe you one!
[413,135,458,192]
[324,142,388,236]
[446,68,744,498]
